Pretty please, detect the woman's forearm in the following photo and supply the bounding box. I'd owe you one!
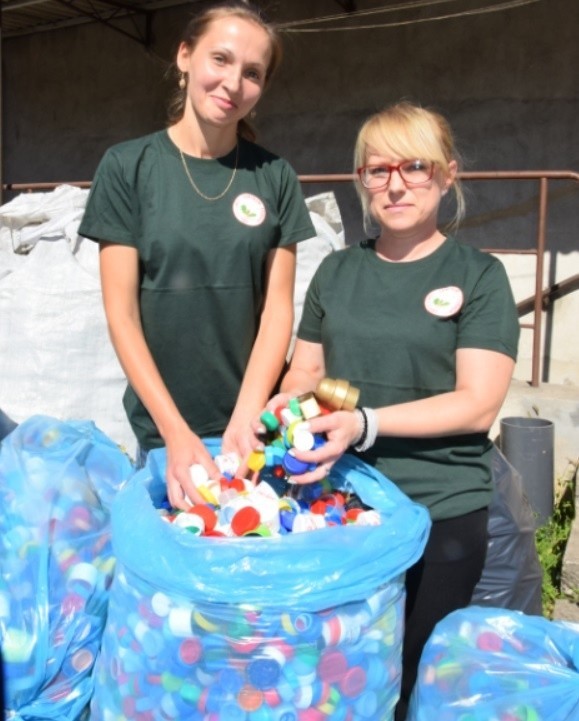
[372,349,515,438]
[99,243,190,443]
[106,314,190,442]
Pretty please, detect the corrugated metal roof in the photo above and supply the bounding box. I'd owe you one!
[0,0,365,41]
[0,0,197,39]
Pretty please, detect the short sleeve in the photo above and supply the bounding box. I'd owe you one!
[458,257,520,360]
[296,263,326,343]
[276,161,316,248]
[78,146,137,247]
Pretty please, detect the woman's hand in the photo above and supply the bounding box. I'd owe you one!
[165,429,220,511]
[285,409,363,485]
[221,415,262,480]
[248,391,304,445]
[262,392,298,422]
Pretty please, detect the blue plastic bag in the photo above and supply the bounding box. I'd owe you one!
[92,443,431,721]
[114,443,431,608]
[0,415,134,720]
[408,605,579,721]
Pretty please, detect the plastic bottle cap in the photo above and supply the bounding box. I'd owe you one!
[189,463,209,485]
[188,504,217,532]
[345,507,364,522]
[317,650,348,684]
[282,450,311,475]
[172,512,204,533]
[292,425,315,451]
[297,392,322,420]
[231,506,261,536]
[355,510,381,526]
[310,500,327,515]
[150,591,171,617]
[248,450,266,471]
[260,410,280,431]
[178,637,202,665]
[237,685,264,712]
[230,477,246,492]
[243,524,273,537]
[280,509,296,531]
[215,452,240,476]
[196,485,220,506]
[288,397,303,418]
[280,407,302,427]
[476,631,503,652]
[340,665,367,697]
[167,607,194,637]
[71,648,94,673]
[247,658,282,690]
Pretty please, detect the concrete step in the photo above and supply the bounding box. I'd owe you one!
[552,598,579,623]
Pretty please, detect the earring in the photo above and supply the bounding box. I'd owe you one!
[178,72,187,90]
[249,109,257,119]
[442,189,448,196]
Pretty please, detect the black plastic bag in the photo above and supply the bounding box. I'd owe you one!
[471,445,543,615]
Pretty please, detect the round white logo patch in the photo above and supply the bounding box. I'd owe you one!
[424,286,464,317]
[232,193,266,226]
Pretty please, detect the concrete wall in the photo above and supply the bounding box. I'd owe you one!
[3,0,579,383]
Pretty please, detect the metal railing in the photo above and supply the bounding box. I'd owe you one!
[3,170,579,386]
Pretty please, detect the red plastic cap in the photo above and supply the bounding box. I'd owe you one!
[188,504,217,532]
[310,500,328,515]
[231,506,261,536]
[230,477,246,492]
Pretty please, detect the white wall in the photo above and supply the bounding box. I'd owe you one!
[498,250,579,386]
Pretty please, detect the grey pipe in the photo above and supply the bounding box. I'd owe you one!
[499,416,554,529]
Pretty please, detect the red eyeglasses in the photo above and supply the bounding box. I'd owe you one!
[357,159,435,189]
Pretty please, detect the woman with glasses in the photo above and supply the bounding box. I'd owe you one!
[261,101,520,720]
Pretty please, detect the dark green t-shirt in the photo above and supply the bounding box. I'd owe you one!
[79,131,315,449]
[298,237,520,520]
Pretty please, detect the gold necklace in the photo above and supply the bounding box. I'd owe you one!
[179,143,239,201]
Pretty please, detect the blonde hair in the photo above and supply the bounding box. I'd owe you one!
[353,101,465,233]
[166,1,283,141]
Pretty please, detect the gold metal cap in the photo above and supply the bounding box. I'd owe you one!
[315,377,360,412]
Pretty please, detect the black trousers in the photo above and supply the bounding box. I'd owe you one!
[394,507,489,721]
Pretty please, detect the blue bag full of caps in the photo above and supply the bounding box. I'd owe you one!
[0,415,134,720]
[91,442,431,721]
[408,605,579,721]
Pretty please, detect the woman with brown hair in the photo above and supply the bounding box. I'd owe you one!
[79,2,314,509]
